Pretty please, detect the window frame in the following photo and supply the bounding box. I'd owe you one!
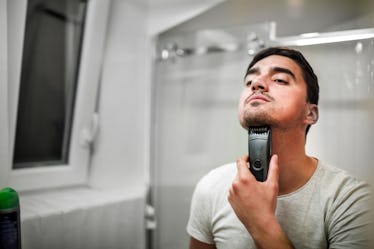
[0,0,110,191]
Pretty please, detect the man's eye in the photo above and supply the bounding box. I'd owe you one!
[274,79,287,84]
[245,80,252,86]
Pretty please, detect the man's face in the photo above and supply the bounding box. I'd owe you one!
[238,55,311,131]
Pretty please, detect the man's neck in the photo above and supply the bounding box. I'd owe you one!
[271,129,317,195]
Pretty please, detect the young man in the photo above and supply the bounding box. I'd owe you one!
[187,47,371,249]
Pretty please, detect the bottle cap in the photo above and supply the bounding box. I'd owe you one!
[0,187,20,210]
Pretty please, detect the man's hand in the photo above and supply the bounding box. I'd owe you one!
[228,154,294,249]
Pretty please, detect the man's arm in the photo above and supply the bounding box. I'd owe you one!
[228,155,294,249]
[189,237,217,249]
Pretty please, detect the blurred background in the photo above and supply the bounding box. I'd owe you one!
[1,0,373,248]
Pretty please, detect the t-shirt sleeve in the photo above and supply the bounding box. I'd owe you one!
[326,179,372,249]
[186,174,215,244]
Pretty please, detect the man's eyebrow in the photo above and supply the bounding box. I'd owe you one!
[246,67,259,77]
[245,66,296,80]
[272,67,296,80]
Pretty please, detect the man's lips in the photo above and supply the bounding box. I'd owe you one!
[246,93,271,103]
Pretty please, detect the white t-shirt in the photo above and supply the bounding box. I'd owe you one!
[187,161,371,249]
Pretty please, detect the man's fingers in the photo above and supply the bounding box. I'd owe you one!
[236,155,249,176]
[235,155,258,184]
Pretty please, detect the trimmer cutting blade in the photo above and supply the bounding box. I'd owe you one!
[248,126,272,181]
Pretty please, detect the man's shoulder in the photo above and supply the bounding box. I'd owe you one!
[206,162,237,178]
[318,161,368,187]
[315,162,371,248]
[194,162,237,195]
[316,161,370,200]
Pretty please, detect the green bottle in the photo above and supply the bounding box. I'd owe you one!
[0,187,21,249]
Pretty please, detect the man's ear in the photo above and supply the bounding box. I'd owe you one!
[305,104,319,125]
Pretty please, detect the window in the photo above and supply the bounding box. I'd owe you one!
[0,0,110,191]
[13,0,87,169]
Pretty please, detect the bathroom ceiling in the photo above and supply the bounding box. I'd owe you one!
[146,0,225,35]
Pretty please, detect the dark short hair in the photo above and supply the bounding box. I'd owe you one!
[245,47,319,134]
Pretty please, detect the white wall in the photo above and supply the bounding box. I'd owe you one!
[88,0,224,192]
[89,0,149,192]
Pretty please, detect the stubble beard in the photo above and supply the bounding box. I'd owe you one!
[240,105,280,129]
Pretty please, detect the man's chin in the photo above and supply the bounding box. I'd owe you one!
[240,115,277,129]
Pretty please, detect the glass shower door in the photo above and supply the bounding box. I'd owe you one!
[151,23,272,249]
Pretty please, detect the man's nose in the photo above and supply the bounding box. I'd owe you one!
[251,78,267,91]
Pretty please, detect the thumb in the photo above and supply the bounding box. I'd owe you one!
[266,154,279,184]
